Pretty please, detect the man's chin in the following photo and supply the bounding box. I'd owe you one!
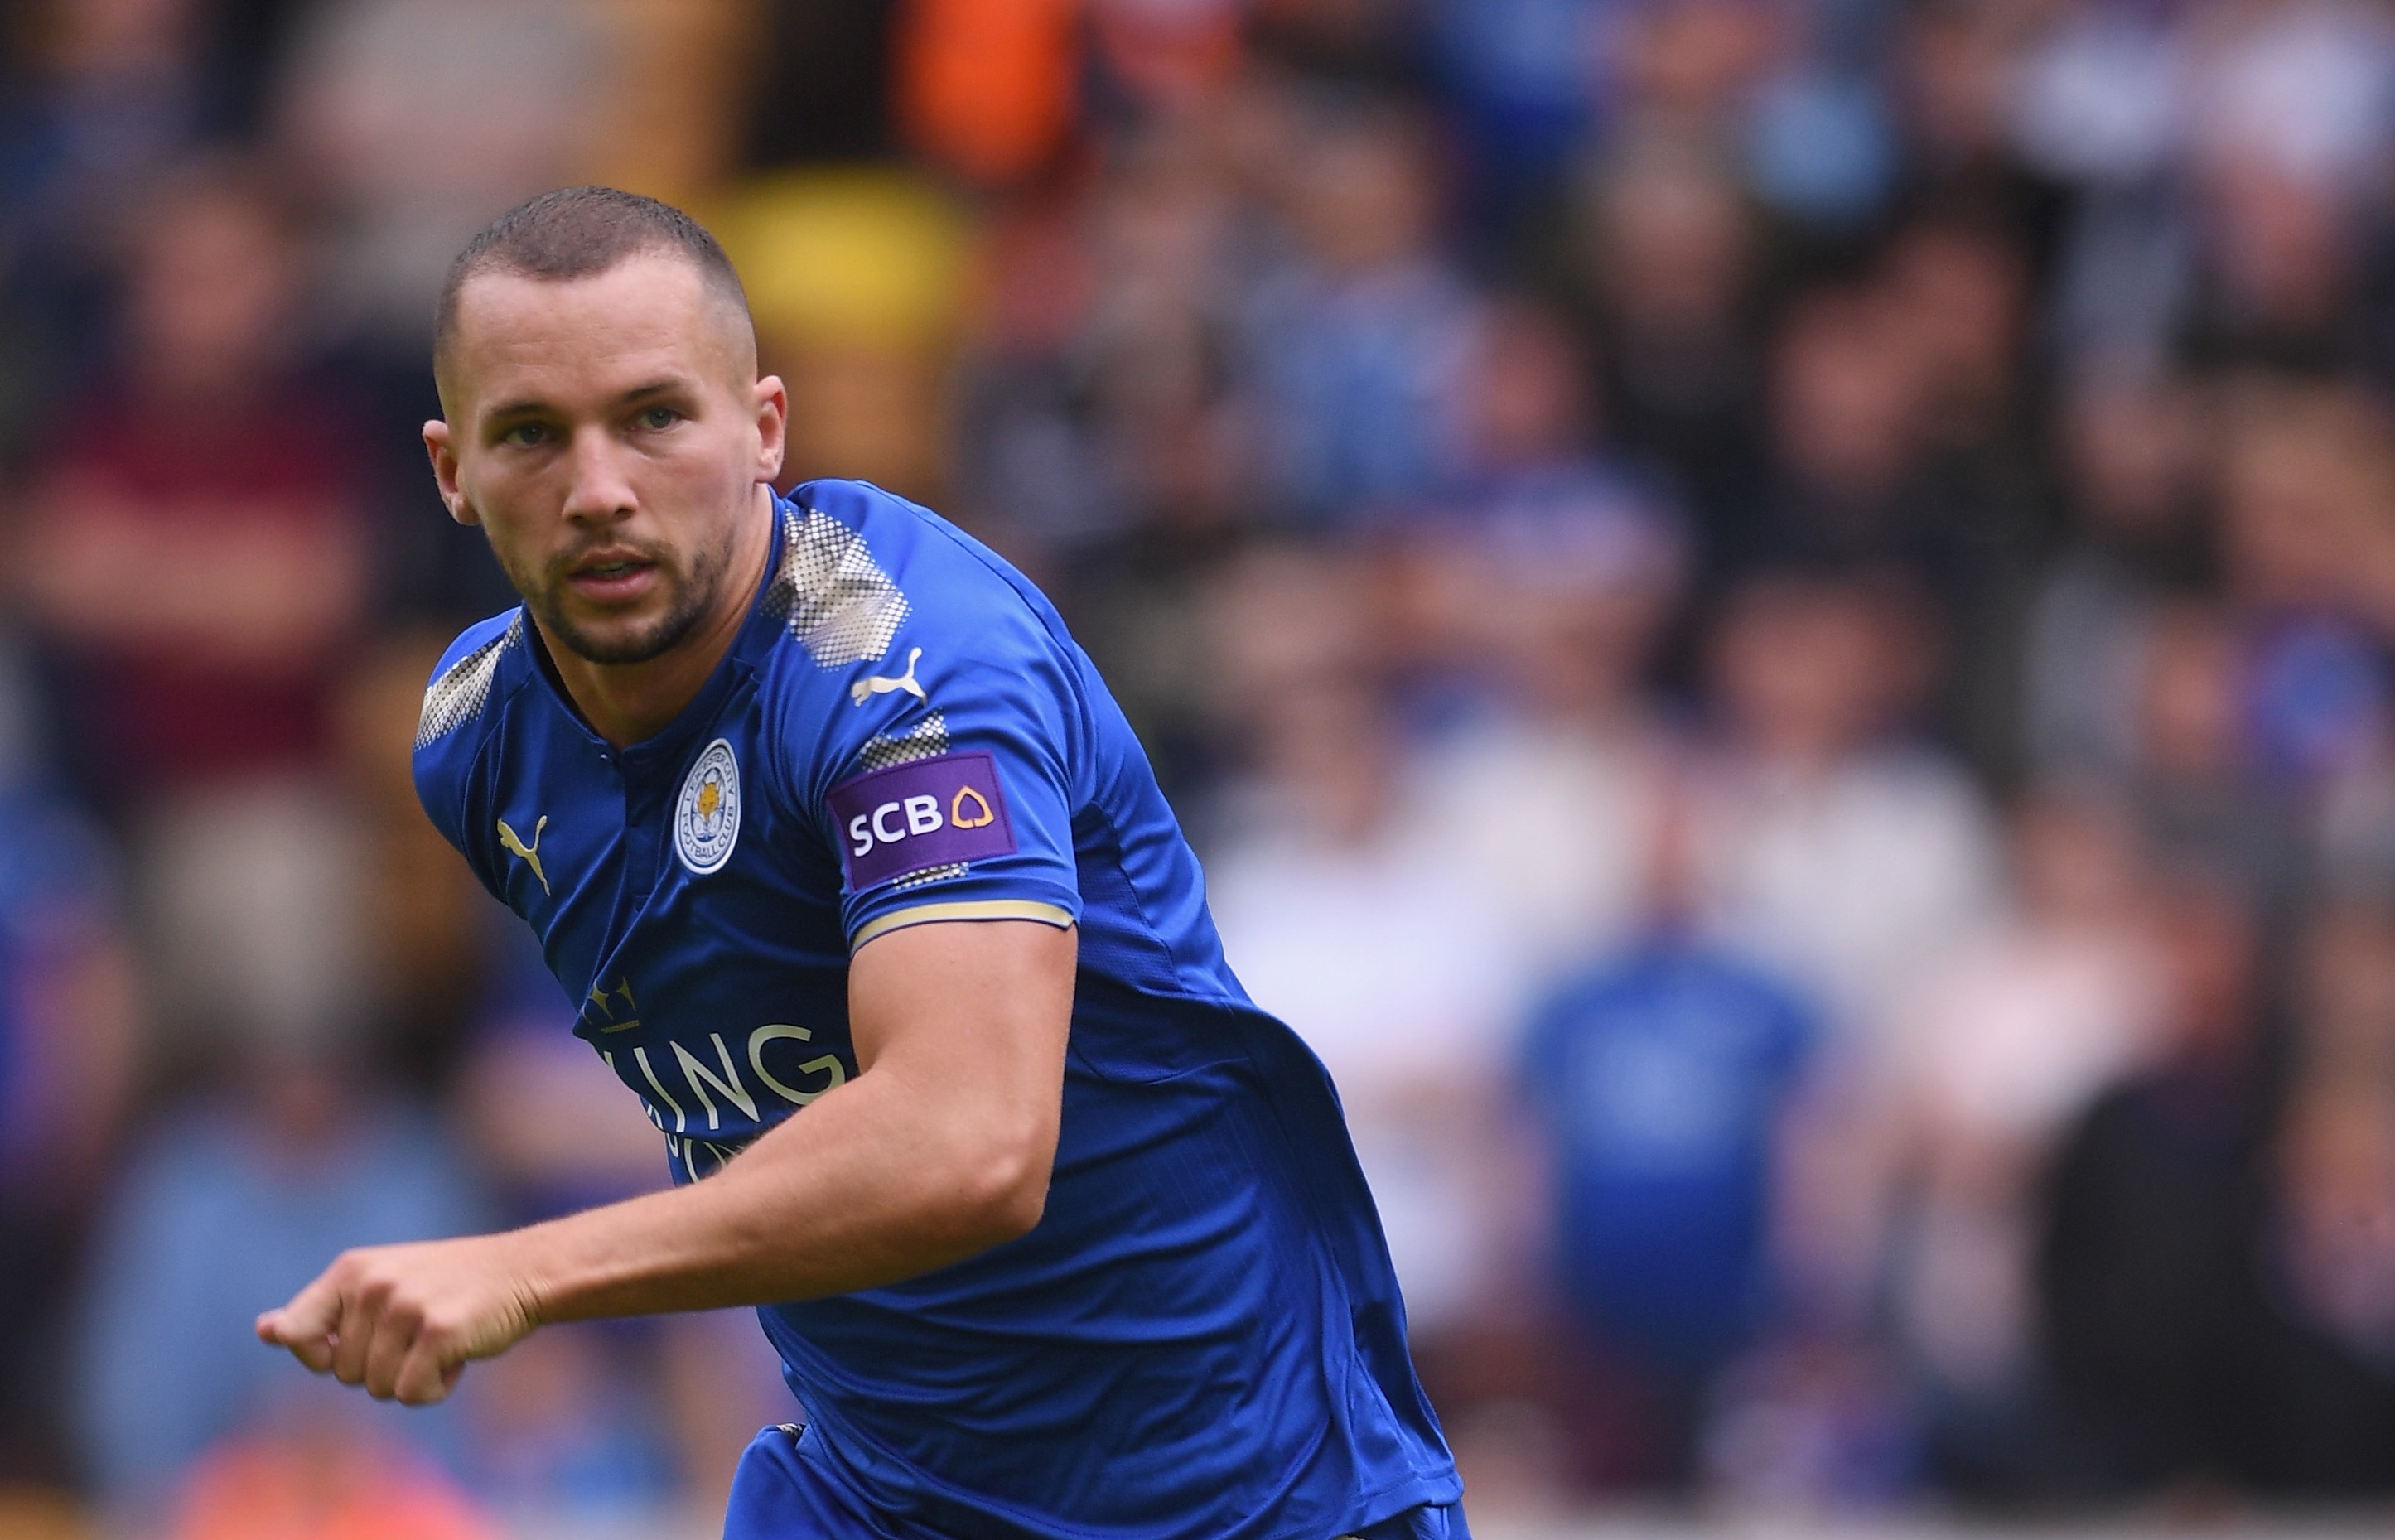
[538,604,694,668]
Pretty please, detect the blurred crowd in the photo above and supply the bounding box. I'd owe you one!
[7,0,2395,1533]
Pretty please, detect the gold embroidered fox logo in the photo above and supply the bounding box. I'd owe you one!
[496,814,550,895]
[850,647,926,707]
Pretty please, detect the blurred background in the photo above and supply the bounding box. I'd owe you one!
[7,0,2395,1535]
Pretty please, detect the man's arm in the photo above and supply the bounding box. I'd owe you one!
[256,918,1074,1405]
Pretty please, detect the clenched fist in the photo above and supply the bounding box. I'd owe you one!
[255,1234,546,1405]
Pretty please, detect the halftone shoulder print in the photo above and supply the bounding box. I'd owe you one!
[416,613,525,748]
[767,507,910,667]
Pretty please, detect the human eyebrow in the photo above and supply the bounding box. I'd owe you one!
[616,379,697,405]
[483,398,554,425]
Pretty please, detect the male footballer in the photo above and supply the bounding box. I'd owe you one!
[255,187,1465,1539]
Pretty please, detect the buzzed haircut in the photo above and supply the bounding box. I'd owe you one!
[432,186,751,378]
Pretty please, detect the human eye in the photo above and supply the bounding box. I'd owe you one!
[637,405,683,431]
[499,421,549,448]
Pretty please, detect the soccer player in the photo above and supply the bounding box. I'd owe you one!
[255,187,1465,1539]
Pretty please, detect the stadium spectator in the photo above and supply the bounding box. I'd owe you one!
[2122,601,2311,922]
[958,117,1252,555]
[1426,0,1601,235]
[273,0,605,355]
[73,1050,485,1523]
[1596,0,1779,160]
[1562,147,1766,579]
[1241,93,1480,527]
[2212,382,2395,794]
[12,160,376,1071]
[1876,211,2048,774]
[892,0,1083,186]
[449,1325,678,1524]
[1691,567,2000,1066]
[1886,0,2070,269]
[2023,369,2214,782]
[2179,154,2369,379]
[2035,871,2276,1497]
[1518,772,1824,1489]
[2185,0,2395,206]
[1887,788,2162,1495]
[0,0,225,446]
[1748,287,1936,583]
[16,161,365,802]
[2261,898,2395,1494]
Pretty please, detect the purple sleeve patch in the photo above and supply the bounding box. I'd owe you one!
[827,751,1018,891]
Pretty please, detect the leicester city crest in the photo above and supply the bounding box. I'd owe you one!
[676,737,742,876]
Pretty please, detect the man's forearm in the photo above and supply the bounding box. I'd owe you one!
[513,1053,1050,1322]
[258,920,1074,1406]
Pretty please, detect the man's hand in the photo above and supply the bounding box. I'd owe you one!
[255,1233,545,1405]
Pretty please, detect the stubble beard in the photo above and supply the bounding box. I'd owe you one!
[511,533,735,667]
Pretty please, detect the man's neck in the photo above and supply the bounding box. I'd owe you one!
[541,485,776,748]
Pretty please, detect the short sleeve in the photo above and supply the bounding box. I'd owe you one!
[811,613,1086,952]
[410,609,522,901]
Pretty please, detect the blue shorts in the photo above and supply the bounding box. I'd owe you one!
[722,1424,886,1540]
[721,1423,1471,1540]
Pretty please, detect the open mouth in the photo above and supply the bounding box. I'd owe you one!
[567,553,659,601]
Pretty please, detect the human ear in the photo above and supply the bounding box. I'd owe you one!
[423,419,480,527]
[753,375,789,483]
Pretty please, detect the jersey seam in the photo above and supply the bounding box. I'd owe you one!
[471,660,552,887]
[455,693,516,891]
[879,481,1084,655]
[1089,809,1194,987]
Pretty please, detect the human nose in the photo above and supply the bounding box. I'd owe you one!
[559,430,638,525]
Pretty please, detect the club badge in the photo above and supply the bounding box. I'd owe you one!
[676,737,742,876]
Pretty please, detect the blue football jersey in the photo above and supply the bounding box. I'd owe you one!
[413,480,1461,1539]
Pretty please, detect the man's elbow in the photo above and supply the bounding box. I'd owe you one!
[951,1131,1053,1247]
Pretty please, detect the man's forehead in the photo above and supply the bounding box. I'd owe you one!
[447,254,750,411]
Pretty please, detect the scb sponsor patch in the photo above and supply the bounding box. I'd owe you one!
[828,751,1016,890]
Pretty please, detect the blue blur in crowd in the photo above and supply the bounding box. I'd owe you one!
[2244,616,2390,789]
[73,1098,485,1507]
[1249,266,1478,527]
[1523,935,1820,1370]
[1430,0,1602,216]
